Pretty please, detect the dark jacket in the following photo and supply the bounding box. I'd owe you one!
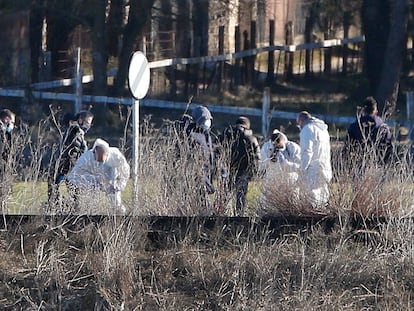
[178,122,216,194]
[347,114,393,162]
[219,124,260,180]
[0,129,12,164]
[57,124,88,175]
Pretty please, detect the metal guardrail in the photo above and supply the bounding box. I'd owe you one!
[0,87,356,124]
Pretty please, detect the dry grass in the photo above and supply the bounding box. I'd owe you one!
[257,142,414,219]
[2,217,414,309]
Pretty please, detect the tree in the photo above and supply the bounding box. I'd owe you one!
[303,0,360,77]
[304,1,320,77]
[83,1,108,95]
[113,0,155,96]
[362,0,409,109]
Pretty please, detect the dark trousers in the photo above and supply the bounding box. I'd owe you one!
[47,173,64,208]
[235,175,249,216]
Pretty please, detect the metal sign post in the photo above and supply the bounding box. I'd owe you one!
[132,99,140,204]
[128,51,150,206]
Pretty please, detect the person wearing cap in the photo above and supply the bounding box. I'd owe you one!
[260,129,301,182]
[296,111,332,209]
[347,96,393,164]
[218,116,260,216]
[66,138,130,214]
[48,110,94,208]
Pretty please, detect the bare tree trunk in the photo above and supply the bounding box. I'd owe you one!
[375,0,409,110]
[106,0,123,58]
[30,3,45,83]
[284,21,294,80]
[342,11,351,75]
[113,0,154,96]
[266,20,275,86]
[91,0,107,95]
[361,0,390,96]
[304,15,313,78]
[323,30,332,73]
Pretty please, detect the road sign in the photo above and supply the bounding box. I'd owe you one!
[128,51,150,205]
[128,51,150,99]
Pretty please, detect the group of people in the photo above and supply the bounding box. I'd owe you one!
[178,105,333,215]
[0,95,398,215]
[0,108,130,214]
[47,111,130,213]
[179,96,395,215]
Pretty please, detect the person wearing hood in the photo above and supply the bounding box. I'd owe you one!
[48,110,94,208]
[66,138,130,213]
[260,129,301,184]
[189,105,215,194]
[296,111,332,208]
[347,96,393,164]
[174,105,216,210]
[219,116,260,216]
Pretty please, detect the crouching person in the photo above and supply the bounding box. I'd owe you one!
[259,129,301,213]
[261,129,301,184]
[67,138,130,214]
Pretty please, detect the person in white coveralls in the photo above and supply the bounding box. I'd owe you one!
[260,128,301,182]
[260,129,301,206]
[296,111,332,208]
[67,138,130,213]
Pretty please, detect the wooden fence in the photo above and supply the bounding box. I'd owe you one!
[148,33,365,97]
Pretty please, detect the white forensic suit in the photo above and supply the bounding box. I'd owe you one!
[299,117,332,208]
[260,132,301,195]
[67,140,130,211]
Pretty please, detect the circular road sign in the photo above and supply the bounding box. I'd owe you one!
[128,51,150,100]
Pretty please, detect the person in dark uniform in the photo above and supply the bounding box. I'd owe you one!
[347,96,393,165]
[218,116,260,216]
[48,110,94,208]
